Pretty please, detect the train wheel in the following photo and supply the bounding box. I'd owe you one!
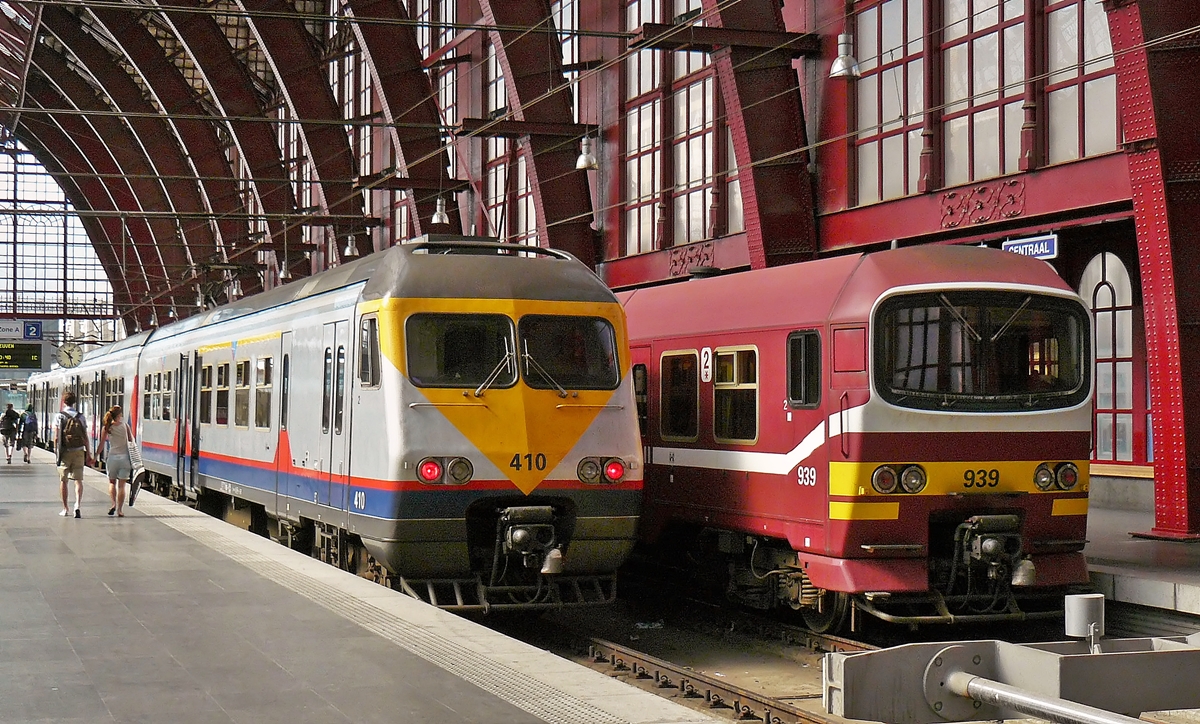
[802,591,850,634]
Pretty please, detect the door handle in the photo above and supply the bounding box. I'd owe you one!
[839,392,849,458]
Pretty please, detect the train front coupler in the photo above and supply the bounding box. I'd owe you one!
[953,514,1035,591]
[493,505,565,579]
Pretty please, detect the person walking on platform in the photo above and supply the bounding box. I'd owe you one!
[18,405,36,463]
[0,403,19,463]
[53,392,91,518]
[98,406,134,517]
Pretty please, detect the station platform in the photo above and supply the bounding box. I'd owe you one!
[0,448,720,724]
[1085,505,1200,619]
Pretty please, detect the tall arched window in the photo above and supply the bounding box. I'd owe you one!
[1079,252,1134,462]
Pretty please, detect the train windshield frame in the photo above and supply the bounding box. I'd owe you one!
[873,290,1090,412]
[405,313,517,389]
[517,315,620,391]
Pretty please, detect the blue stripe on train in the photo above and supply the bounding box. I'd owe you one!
[142,445,640,520]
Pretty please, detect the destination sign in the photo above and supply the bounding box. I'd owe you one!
[0,342,44,370]
[1001,233,1058,260]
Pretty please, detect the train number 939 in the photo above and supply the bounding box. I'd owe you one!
[963,468,1000,488]
[796,466,818,486]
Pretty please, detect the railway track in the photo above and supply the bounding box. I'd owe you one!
[585,634,871,724]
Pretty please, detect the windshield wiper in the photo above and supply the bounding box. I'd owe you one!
[939,295,982,342]
[473,338,514,397]
[991,296,1033,343]
[522,339,568,398]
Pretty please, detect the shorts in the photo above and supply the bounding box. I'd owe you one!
[106,454,133,481]
[57,448,85,481]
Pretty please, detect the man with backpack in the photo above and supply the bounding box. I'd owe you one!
[0,403,19,463]
[53,391,92,518]
[18,404,37,463]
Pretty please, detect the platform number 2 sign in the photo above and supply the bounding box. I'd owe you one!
[700,347,712,383]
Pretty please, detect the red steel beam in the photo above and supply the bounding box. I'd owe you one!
[347,0,460,235]
[698,0,816,268]
[478,0,598,266]
[240,0,369,255]
[41,8,221,269]
[32,45,188,310]
[10,100,152,317]
[155,0,301,268]
[87,7,247,266]
[630,23,820,54]
[1108,0,1200,538]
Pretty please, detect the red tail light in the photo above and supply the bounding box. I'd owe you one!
[603,458,625,482]
[418,458,443,483]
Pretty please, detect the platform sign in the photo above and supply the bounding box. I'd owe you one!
[23,321,41,340]
[1002,233,1057,260]
[0,321,21,339]
[0,341,46,370]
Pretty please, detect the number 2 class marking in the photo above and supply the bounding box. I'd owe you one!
[509,453,547,471]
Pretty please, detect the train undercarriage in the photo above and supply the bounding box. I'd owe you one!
[659,514,1077,634]
[142,472,618,613]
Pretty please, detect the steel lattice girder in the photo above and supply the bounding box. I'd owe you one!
[699,0,816,268]
[347,0,460,236]
[42,7,220,271]
[478,0,597,266]
[88,7,247,262]
[32,44,188,314]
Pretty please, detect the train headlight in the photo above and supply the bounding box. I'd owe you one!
[1056,462,1080,491]
[603,458,626,483]
[417,458,443,484]
[577,458,602,484]
[447,457,473,485]
[871,465,898,494]
[1034,463,1055,491]
[899,465,927,494]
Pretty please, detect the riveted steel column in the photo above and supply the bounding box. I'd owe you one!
[1108,0,1200,537]
[698,0,816,269]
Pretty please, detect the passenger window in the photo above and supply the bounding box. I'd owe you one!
[334,346,346,435]
[255,358,272,429]
[142,374,151,419]
[280,354,290,431]
[152,373,161,421]
[359,316,381,387]
[714,348,757,443]
[660,352,698,441]
[199,366,213,424]
[234,361,251,427]
[216,363,230,425]
[322,348,333,433]
[633,364,648,436]
[162,371,172,421]
[787,332,821,408]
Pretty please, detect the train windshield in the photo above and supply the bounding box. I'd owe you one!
[406,313,516,388]
[874,291,1089,411]
[517,315,620,391]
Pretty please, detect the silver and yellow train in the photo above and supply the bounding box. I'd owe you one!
[29,237,643,610]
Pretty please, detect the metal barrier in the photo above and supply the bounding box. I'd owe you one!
[824,594,1200,724]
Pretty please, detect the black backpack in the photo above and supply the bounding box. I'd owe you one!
[0,411,16,434]
[61,413,86,449]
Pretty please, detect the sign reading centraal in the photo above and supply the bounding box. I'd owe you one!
[1001,233,1058,260]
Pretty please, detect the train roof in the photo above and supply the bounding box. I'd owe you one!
[147,236,615,344]
[620,245,1079,341]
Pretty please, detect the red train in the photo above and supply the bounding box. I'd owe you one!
[620,245,1092,631]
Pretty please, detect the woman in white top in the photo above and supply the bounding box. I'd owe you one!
[98,406,135,517]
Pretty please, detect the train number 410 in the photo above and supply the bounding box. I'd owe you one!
[510,453,548,471]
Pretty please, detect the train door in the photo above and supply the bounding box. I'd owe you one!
[331,323,352,516]
[630,346,651,460]
[275,332,292,517]
[317,321,349,507]
[786,330,829,546]
[175,354,189,490]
